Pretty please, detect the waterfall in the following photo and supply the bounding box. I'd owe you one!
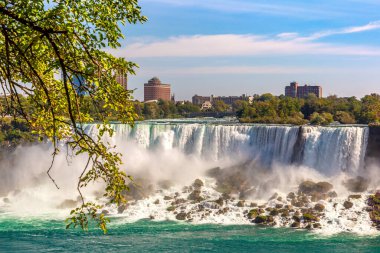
[84,122,369,175]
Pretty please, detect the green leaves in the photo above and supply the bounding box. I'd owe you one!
[0,0,146,233]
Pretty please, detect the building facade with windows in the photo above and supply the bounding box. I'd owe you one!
[144,77,171,101]
[285,82,322,98]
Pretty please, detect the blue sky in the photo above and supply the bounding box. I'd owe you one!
[112,0,380,100]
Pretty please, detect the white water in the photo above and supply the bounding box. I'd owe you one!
[0,120,377,235]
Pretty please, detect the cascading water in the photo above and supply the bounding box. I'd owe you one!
[1,120,377,235]
[84,122,369,174]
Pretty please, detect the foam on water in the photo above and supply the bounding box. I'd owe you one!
[0,121,378,235]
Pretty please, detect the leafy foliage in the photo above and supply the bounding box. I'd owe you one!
[0,0,146,233]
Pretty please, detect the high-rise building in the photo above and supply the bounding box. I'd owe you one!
[144,77,171,101]
[285,82,322,98]
[115,71,128,90]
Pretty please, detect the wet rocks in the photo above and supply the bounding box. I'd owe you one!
[188,190,204,202]
[314,203,325,212]
[269,193,278,201]
[302,213,319,222]
[176,212,187,220]
[299,181,333,195]
[118,205,127,214]
[367,191,380,229]
[192,179,204,189]
[247,209,259,219]
[291,222,300,228]
[343,201,353,209]
[215,197,224,206]
[287,192,296,199]
[348,194,362,200]
[237,200,245,207]
[253,215,270,224]
[343,176,369,193]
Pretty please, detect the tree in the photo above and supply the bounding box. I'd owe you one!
[334,111,356,124]
[0,0,146,233]
[310,112,333,125]
[360,94,380,124]
[213,100,229,112]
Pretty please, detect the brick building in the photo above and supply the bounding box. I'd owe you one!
[144,77,171,101]
[285,82,322,98]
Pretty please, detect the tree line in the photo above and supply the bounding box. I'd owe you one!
[129,93,380,125]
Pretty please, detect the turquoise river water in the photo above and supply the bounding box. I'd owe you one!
[1,217,380,253]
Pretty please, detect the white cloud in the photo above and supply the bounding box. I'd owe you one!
[297,20,380,41]
[137,65,340,75]
[109,33,380,59]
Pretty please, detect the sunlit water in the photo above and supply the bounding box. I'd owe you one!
[0,119,379,252]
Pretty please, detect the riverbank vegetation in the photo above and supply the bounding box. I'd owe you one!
[128,93,380,125]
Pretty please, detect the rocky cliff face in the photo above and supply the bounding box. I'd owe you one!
[365,127,380,167]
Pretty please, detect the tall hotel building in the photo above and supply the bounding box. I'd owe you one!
[285,82,322,98]
[144,77,171,101]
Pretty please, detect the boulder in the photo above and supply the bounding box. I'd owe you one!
[237,200,245,207]
[215,198,224,206]
[167,206,175,212]
[298,181,333,195]
[269,209,279,216]
[206,167,222,178]
[303,213,319,222]
[269,193,278,201]
[343,176,369,193]
[117,205,126,214]
[281,210,289,217]
[293,215,301,222]
[250,202,258,207]
[314,203,325,212]
[247,209,259,219]
[287,192,296,199]
[164,196,173,200]
[192,179,204,189]
[348,194,361,200]
[176,212,187,220]
[291,222,300,228]
[343,201,353,209]
[253,215,268,224]
[154,199,160,205]
[188,190,204,202]
[328,191,338,198]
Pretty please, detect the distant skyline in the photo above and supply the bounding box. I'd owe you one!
[110,0,380,101]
